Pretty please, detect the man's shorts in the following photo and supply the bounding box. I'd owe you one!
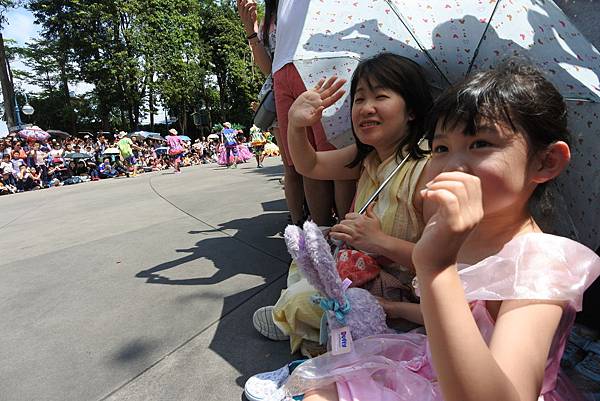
[225,145,238,156]
[124,155,136,165]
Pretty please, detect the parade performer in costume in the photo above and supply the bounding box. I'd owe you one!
[220,122,239,168]
[250,125,268,168]
[166,128,185,174]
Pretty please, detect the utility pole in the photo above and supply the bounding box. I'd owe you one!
[0,32,16,130]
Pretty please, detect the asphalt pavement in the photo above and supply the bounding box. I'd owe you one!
[0,158,293,401]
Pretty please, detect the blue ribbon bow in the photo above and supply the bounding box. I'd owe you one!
[312,294,351,344]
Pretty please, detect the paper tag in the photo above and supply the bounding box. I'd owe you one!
[330,326,353,355]
[342,278,352,291]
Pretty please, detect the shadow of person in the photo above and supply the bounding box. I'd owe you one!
[135,212,289,286]
[525,8,600,101]
[301,18,447,89]
[133,209,294,393]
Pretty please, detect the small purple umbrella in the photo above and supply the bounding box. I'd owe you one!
[18,126,50,142]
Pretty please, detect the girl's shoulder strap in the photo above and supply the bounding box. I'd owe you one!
[457,233,600,311]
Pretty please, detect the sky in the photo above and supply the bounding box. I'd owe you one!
[0,7,163,137]
[1,7,41,135]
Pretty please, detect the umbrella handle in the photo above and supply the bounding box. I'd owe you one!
[357,136,425,215]
[332,136,426,256]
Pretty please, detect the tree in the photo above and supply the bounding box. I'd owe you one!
[18,0,266,136]
[133,0,209,133]
[199,1,264,127]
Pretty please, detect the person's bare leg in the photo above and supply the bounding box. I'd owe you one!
[273,127,305,224]
[334,179,356,221]
[304,384,339,401]
[285,165,305,223]
[304,177,334,226]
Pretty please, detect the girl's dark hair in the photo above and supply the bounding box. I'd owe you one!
[347,53,433,168]
[262,0,278,51]
[426,60,570,214]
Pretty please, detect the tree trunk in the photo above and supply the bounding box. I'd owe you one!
[59,56,75,134]
[133,105,140,130]
[216,72,227,122]
[149,86,154,131]
[128,104,135,131]
[0,33,16,130]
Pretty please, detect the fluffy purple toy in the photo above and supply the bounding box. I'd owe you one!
[284,221,392,341]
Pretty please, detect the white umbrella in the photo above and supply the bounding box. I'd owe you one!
[291,0,600,249]
[207,133,220,140]
[103,148,120,155]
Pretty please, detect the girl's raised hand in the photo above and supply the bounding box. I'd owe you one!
[330,204,384,254]
[288,76,347,129]
[236,0,258,35]
[412,172,484,272]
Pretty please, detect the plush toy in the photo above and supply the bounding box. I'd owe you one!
[284,221,392,342]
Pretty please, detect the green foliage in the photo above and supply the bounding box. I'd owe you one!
[12,0,263,136]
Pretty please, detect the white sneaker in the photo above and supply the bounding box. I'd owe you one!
[253,306,289,341]
[244,360,305,401]
[244,364,289,401]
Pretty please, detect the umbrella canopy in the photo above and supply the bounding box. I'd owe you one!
[64,152,92,160]
[103,148,120,155]
[293,0,600,249]
[154,147,169,155]
[127,132,146,140]
[178,135,191,141]
[147,133,165,141]
[131,131,158,138]
[207,133,220,140]
[47,129,71,139]
[18,126,50,142]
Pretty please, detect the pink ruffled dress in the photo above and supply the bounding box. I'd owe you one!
[217,144,253,165]
[284,233,600,401]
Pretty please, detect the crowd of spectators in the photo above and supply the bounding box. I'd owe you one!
[0,133,221,196]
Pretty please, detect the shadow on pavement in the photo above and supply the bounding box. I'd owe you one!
[133,204,293,392]
[135,211,288,286]
[243,163,284,179]
[111,338,161,365]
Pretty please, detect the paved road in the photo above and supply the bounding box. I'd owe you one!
[0,158,292,401]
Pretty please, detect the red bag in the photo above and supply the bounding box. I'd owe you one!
[336,248,381,287]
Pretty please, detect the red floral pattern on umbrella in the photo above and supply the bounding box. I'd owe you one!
[17,126,50,142]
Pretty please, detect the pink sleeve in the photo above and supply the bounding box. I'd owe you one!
[455,234,600,311]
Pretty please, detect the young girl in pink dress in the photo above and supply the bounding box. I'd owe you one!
[284,62,600,401]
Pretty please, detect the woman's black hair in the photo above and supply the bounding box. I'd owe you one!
[262,0,278,51]
[347,53,433,168]
[426,60,570,215]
